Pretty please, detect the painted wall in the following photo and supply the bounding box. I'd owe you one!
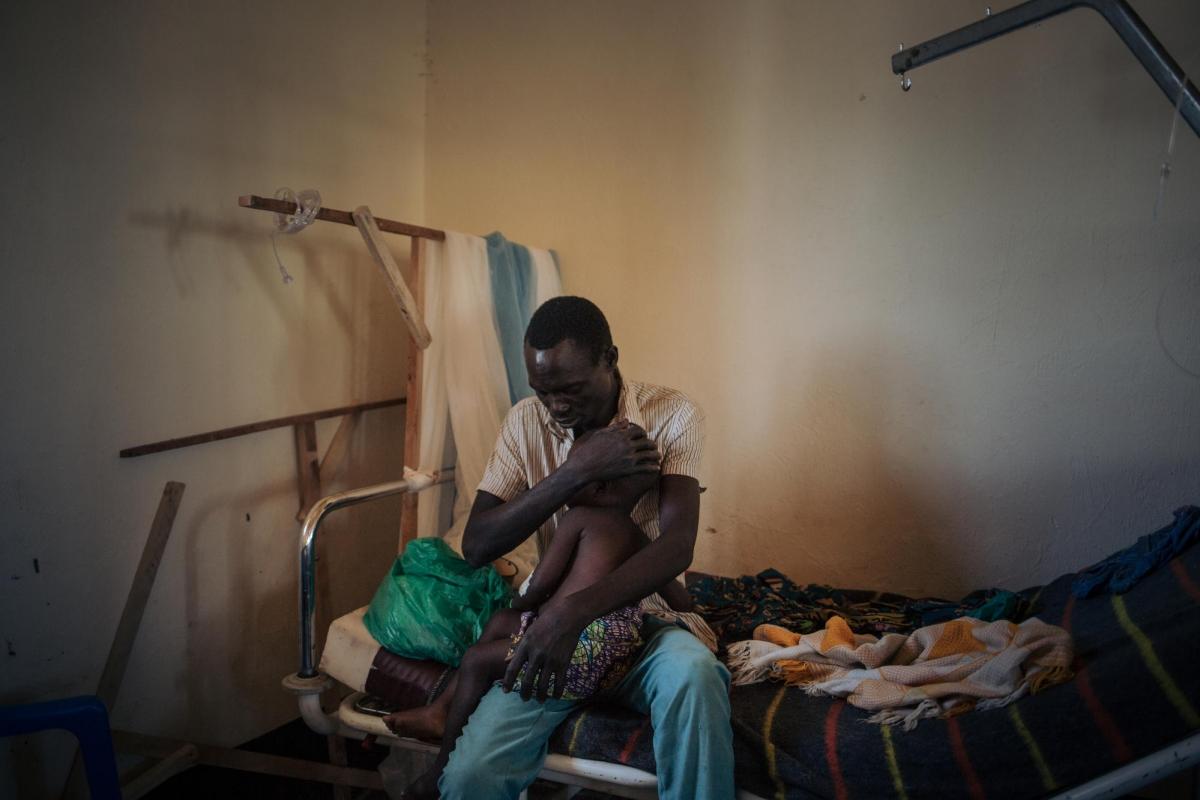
[425,1,1200,597]
[0,1,426,795]
[2,1,1198,795]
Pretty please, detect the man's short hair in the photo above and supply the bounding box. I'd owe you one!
[524,296,613,363]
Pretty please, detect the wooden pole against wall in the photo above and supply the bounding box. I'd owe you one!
[62,482,185,800]
[352,206,432,350]
[400,236,425,547]
[119,397,404,459]
[238,194,431,545]
[238,195,445,241]
[293,422,321,522]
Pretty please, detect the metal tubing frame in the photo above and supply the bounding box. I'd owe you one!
[891,0,1200,138]
[293,480,1200,798]
[1049,730,1200,799]
[298,471,453,678]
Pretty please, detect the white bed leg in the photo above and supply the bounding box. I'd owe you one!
[282,673,339,736]
[297,692,339,735]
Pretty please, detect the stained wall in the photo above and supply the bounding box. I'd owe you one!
[3,2,1199,795]
[424,0,1200,596]
[0,2,427,795]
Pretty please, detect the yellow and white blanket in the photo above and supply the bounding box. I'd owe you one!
[726,616,1073,729]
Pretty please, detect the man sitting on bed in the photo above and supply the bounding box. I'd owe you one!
[436,295,734,800]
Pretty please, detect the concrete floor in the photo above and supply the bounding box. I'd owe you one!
[137,717,626,800]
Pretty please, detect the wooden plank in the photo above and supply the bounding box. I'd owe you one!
[97,482,186,705]
[120,397,405,458]
[400,236,425,547]
[318,412,360,488]
[352,206,433,350]
[294,422,321,521]
[239,194,445,241]
[120,744,198,800]
[63,482,186,799]
[112,730,384,791]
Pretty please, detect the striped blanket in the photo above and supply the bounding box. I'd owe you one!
[547,523,1200,799]
[727,616,1074,729]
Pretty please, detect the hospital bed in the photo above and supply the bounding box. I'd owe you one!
[288,477,1200,798]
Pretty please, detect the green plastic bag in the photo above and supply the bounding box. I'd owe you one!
[362,538,511,667]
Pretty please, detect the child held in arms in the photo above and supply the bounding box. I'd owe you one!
[385,422,693,799]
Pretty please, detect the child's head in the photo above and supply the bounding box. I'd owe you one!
[567,425,658,511]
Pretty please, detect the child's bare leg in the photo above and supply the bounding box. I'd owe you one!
[384,608,521,741]
[402,636,514,799]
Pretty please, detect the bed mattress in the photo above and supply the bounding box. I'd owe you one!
[320,538,1200,798]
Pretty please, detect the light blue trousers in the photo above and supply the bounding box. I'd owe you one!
[438,617,735,800]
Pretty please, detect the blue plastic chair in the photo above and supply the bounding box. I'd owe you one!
[0,695,121,800]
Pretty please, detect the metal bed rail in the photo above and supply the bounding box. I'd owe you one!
[296,470,454,679]
[280,470,677,799]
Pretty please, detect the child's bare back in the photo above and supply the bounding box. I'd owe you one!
[513,505,646,613]
[539,506,644,597]
[539,505,692,614]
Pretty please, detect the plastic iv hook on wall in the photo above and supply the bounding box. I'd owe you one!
[270,188,322,284]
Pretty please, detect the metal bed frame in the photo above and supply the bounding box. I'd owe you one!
[283,473,672,799]
[285,478,1200,799]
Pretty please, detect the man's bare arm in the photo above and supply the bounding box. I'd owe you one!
[462,421,659,567]
[628,525,694,611]
[657,576,695,612]
[461,473,585,568]
[510,519,581,611]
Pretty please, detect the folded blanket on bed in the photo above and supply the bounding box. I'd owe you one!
[726,616,1073,729]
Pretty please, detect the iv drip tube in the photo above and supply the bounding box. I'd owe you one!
[270,187,322,283]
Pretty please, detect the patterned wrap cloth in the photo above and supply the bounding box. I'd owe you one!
[689,568,1031,649]
[508,606,644,700]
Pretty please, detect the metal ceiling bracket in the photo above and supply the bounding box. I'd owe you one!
[892,0,1199,138]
